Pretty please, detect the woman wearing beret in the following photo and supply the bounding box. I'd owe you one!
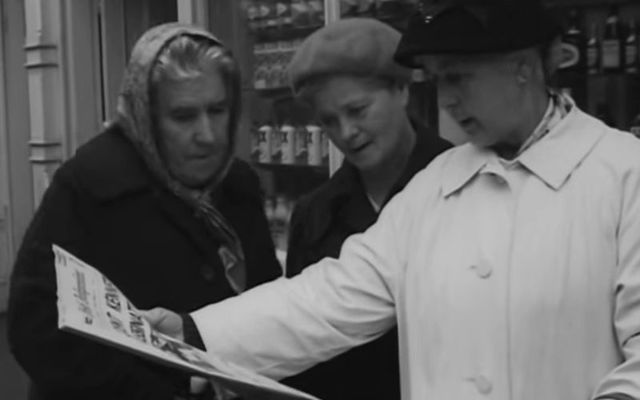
[8,23,281,400]
[281,18,451,400]
[147,1,640,399]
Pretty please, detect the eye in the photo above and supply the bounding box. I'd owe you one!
[347,104,368,118]
[208,104,228,116]
[170,110,197,122]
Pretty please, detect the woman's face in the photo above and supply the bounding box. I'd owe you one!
[311,75,410,172]
[153,63,230,188]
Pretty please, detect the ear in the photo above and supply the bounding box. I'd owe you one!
[514,54,534,85]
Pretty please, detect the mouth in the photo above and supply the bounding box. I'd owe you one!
[457,117,476,131]
[348,141,372,155]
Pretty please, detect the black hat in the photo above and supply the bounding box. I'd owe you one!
[394,0,562,67]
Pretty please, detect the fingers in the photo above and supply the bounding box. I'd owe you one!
[141,307,171,327]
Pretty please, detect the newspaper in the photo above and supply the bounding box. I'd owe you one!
[53,244,320,400]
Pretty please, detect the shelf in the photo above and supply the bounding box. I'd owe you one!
[253,162,329,175]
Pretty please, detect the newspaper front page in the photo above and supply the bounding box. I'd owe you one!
[53,244,320,400]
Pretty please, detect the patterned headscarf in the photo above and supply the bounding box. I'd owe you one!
[114,23,246,293]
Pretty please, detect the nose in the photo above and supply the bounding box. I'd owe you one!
[338,118,360,143]
[194,114,218,145]
[437,84,459,111]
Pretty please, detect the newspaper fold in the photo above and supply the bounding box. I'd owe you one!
[53,244,320,400]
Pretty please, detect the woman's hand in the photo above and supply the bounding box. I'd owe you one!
[141,307,184,341]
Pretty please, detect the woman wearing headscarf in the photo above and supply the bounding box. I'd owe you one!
[282,18,451,400]
[8,23,281,400]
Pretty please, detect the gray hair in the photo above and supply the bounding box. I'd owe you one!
[150,35,241,140]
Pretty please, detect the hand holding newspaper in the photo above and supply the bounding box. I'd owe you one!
[53,244,320,400]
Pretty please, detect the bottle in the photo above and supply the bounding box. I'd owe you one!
[246,0,261,32]
[602,5,622,72]
[280,122,296,165]
[306,124,322,166]
[624,19,639,74]
[559,8,585,72]
[307,0,325,27]
[587,22,601,75]
[276,0,293,32]
[295,125,310,165]
[291,0,311,28]
[257,123,273,163]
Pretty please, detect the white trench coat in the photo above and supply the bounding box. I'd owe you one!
[194,106,640,400]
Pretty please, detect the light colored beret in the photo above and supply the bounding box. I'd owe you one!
[287,18,412,95]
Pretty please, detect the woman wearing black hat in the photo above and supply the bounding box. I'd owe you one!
[147,2,640,399]
[282,18,450,400]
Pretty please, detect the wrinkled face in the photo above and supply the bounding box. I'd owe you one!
[311,75,409,172]
[420,54,524,148]
[153,64,230,188]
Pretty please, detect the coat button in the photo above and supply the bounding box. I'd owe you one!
[200,264,216,282]
[470,263,492,279]
[468,375,493,395]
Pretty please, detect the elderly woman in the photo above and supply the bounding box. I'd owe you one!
[147,1,640,399]
[7,23,281,400]
[282,18,450,400]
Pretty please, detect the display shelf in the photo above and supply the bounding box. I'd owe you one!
[253,161,330,175]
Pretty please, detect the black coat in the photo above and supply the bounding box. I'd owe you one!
[7,126,281,400]
[283,124,451,400]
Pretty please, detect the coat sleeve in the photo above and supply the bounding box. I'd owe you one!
[7,168,184,400]
[191,177,420,380]
[593,157,640,400]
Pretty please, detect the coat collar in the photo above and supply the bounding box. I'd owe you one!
[307,121,451,237]
[441,107,607,197]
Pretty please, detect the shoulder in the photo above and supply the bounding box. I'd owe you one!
[218,159,263,203]
[292,164,355,220]
[57,124,152,200]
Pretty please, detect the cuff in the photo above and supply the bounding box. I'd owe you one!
[181,313,206,351]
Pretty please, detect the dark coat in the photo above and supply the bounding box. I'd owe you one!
[7,125,281,400]
[283,124,451,400]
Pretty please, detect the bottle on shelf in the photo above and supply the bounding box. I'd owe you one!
[602,4,622,73]
[291,0,311,29]
[276,0,293,32]
[280,121,296,165]
[257,122,274,163]
[295,125,310,165]
[624,19,639,74]
[307,0,325,27]
[307,124,323,166]
[559,8,585,73]
[587,22,601,75]
[270,121,283,164]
